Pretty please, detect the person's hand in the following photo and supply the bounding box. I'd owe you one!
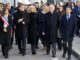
[22,21,25,24]
[4,24,7,28]
[14,26,16,29]
[18,18,24,23]
[3,28,7,32]
[42,32,45,35]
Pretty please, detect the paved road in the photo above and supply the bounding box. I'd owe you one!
[0,43,78,60]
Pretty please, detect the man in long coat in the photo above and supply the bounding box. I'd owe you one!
[45,4,60,59]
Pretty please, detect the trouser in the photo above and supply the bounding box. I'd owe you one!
[56,38,62,50]
[36,32,46,48]
[46,42,56,57]
[11,31,14,47]
[76,19,80,35]
[63,40,72,58]
[31,43,36,53]
[17,38,26,54]
[1,44,10,57]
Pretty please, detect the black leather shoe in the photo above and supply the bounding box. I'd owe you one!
[62,53,66,58]
[67,57,71,60]
[19,51,22,54]
[32,52,36,55]
[22,52,26,56]
[4,56,8,59]
[36,46,39,49]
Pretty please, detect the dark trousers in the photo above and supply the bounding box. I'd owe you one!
[63,40,72,58]
[46,42,56,57]
[17,38,26,54]
[36,32,46,47]
[76,20,80,35]
[56,38,62,50]
[31,44,36,53]
[11,31,14,47]
[1,44,9,57]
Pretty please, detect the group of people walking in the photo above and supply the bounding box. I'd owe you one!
[0,1,80,60]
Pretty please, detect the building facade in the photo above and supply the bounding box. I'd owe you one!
[0,0,78,6]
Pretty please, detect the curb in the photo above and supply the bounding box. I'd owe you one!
[72,49,80,60]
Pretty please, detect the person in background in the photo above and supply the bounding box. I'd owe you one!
[56,5,65,51]
[56,3,60,13]
[73,1,80,36]
[71,2,75,9]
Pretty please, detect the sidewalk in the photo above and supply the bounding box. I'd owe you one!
[72,37,80,59]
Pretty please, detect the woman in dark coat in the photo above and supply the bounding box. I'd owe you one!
[13,4,29,56]
[27,5,38,55]
[56,6,65,51]
[0,8,12,58]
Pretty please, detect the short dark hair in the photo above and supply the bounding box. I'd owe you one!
[66,6,72,10]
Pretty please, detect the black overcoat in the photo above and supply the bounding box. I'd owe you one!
[0,15,12,45]
[28,13,38,44]
[13,11,29,40]
[45,12,60,44]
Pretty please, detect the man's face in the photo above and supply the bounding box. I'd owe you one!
[76,1,80,6]
[66,8,72,14]
[19,5,25,12]
[49,4,55,13]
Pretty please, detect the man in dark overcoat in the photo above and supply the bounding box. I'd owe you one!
[61,6,77,60]
[45,4,60,59]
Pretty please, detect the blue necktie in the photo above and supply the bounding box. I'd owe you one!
[67,14,70,20]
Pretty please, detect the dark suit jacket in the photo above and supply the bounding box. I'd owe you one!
[73,6,80,18]
[61,14,77,41]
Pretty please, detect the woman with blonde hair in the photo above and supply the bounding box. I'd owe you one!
[36,4,49,50]
[27,5,38,55]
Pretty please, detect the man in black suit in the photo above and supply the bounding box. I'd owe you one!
[61,6,77,60]
[45,4,60,59]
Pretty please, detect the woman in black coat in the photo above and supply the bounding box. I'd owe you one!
[0,8,12,58]
[27,5,38,55]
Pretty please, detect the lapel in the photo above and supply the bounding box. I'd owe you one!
[66,14,72,22]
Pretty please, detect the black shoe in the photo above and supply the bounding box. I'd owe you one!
[32,52,36,55]
[4,56,8,59]
[36,46,39,49]
[22,51,26,56]
[46,52,50,55]
[19,51,22,54]
[22,53,26,56]
[52,55,56,58]
[67,57,71,60]
[62,53,66,58]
